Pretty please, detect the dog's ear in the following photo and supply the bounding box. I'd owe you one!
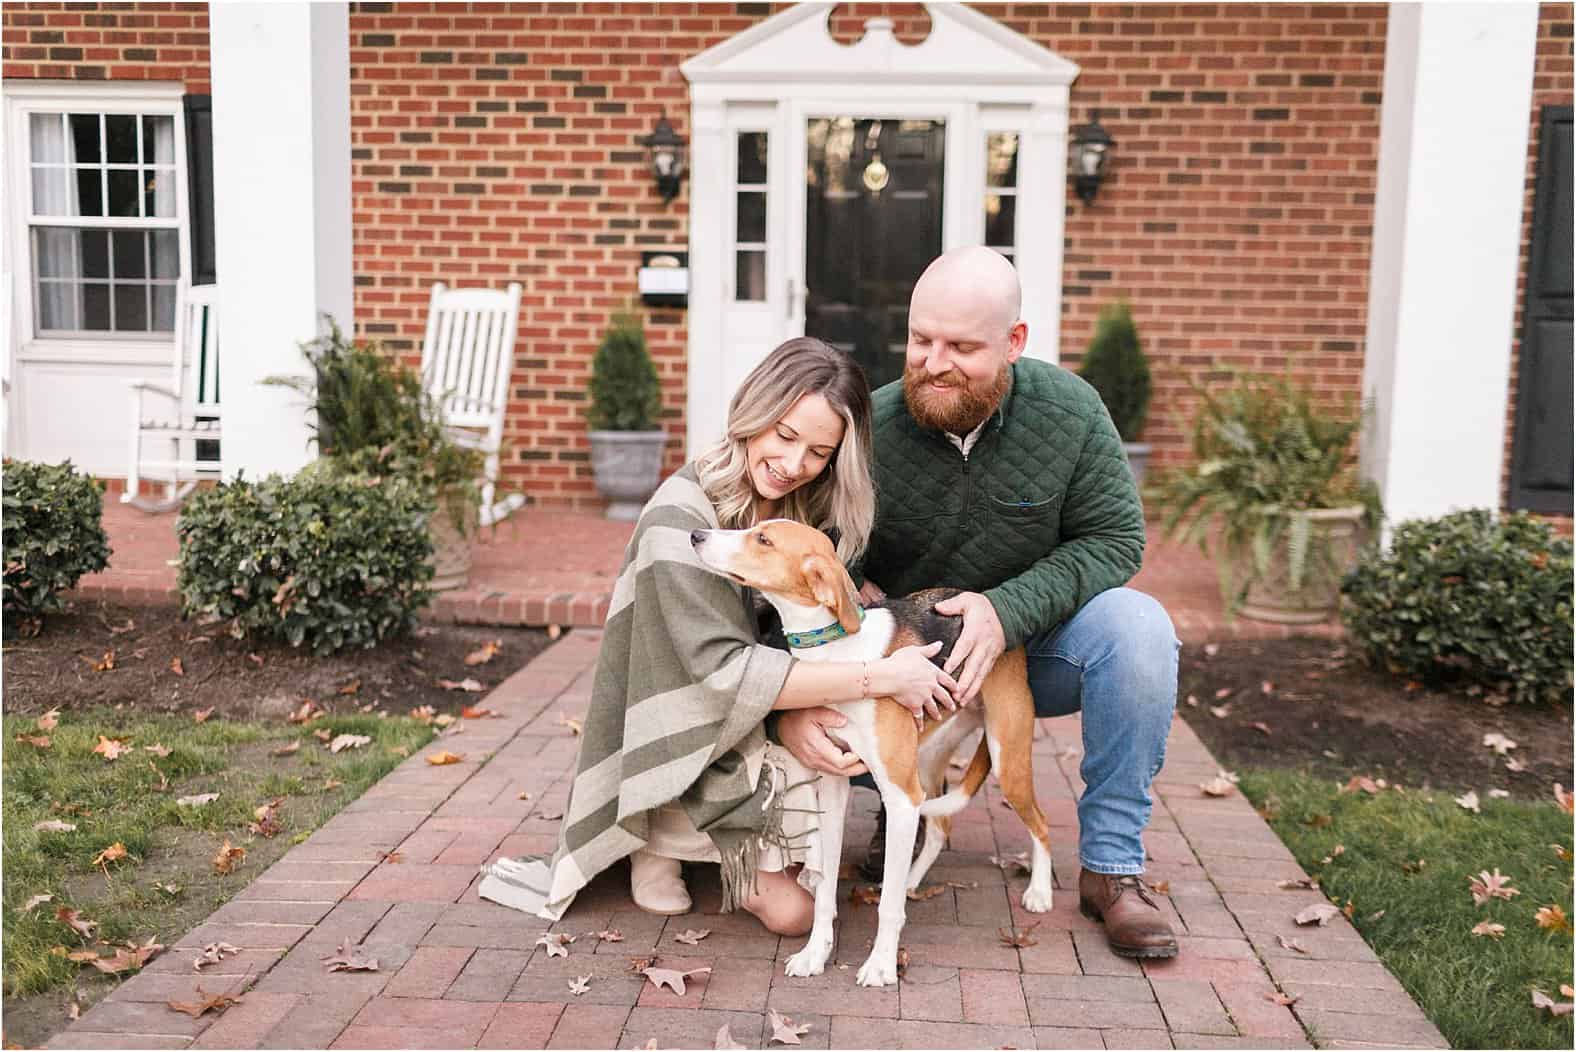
[803,553,862,634]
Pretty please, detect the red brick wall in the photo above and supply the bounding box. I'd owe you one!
[1,1,209,92]
[1503,4,1573,535]
[345,1,1392,506]
[7,2,1569,523]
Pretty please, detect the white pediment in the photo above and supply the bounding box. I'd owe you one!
[682,2,1078,87]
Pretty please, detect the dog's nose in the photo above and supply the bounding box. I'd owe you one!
[690,529,706,547]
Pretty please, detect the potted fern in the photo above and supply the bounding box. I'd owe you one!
[1152,371,1380,624]
[268,321,484,590]
[587,311,666,520]
[1077,301,1153,483]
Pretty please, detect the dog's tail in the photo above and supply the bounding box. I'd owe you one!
[918,736,991,818]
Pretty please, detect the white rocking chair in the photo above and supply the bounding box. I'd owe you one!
[122,283,221,512]
[419,281,526,528]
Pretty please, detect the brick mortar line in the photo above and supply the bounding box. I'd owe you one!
[50,633,601,1049]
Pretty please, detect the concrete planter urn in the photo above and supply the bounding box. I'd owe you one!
[1122,442,1153,486]
[1229,504,1368,624]
[427,506,472,592]
[589,429,666,521]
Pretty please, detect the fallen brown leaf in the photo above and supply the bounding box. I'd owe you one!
[906,884,948,901]
[176,793,219,808]
[378,850,404,865]
[1532,989,1574,1017]
[15,734,51,749]
[211,839,245,875]
[642,966,711,996]
[536,932,575,958]
[91,842,129,874]
[328,733,371,753]
[287,701,320,724]
[192,706,214,723]
[568,974,592,996]
[426,750,466,766]
[1468,869,1519,906]
[461,706,500,719]
[1535,904,1573,935]
[37,708,60,732]
[89,936,163,974]
[558,713,583,736]
[1275,933,1308,954]
[1248,721,1272,736]
[673,928,711,946]
[92,736,130,761]
[193,942,241,971]
[144,744,172,757]
[997,921,1041,948]
[312,728,332,742]
[1264,991,1298,1006]
[167,985,243,1017]
[338,678,361,696]
[20,892,53,913]
[33,820,76,833]
[1293,903,1341,927]
[767,1007,811,1044]
[596,929,624,942]
[1470,920,1506,939]
[321,940,379,972]
[464,640,502,666]
[850,885,882,908]
[437,677,485,692]
[714,1024,748,1050]
[409,705,436,724]
[56,907,98,940]
[271,741,301,757]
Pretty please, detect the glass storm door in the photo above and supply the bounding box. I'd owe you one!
[803,117,945,390]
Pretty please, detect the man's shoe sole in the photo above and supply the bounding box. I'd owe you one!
[1078,899,1180,959]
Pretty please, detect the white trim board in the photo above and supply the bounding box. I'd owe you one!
[680,2,1078,459]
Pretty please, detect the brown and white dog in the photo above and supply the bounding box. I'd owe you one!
[690,519,1053,987]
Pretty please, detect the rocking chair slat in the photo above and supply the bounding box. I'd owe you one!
[420,281,525,528]
[122,283,222,511]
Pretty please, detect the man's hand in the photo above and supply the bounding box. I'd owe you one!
[858,579,887,605]
[932,591,1006,706]
[777,707,869,777]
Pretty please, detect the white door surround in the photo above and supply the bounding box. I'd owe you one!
[680,2,1080,458]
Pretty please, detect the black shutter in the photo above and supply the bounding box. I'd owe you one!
[1508,105,1573,514]
[184,94,217,285]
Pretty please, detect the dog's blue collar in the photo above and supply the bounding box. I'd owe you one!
[784,607,865,649]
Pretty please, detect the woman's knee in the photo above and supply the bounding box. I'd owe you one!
[745,871,814,936]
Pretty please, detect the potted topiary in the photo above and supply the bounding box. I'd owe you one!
[1077,301,1153,483]
[268,320,485,591]
[1152,371,1381,624]
[587,310,666,520]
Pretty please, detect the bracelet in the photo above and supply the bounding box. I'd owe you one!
[860,662,871,698]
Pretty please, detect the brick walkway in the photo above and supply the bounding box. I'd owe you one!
[49,632,1447,1051]
[75,501,1337,645]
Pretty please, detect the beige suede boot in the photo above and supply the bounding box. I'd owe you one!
[630,848,692,916]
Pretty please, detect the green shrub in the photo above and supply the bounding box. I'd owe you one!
[1077,300,1151,442]
[2,460,111,623]
[1341,509,1573,704]
[176,463,434,654]
[587,311,661,431]
[266,318,485,534]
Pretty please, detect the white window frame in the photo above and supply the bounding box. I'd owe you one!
[4,81,191,366]
[980,113,1026,260]
[731,127,771,304]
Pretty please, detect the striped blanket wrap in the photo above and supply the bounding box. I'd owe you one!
[479,466,801,920]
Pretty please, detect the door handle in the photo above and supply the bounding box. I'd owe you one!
[786,278,797,319]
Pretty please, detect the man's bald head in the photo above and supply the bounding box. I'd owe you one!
[910,245,1022,335]
[902,247,1029,434]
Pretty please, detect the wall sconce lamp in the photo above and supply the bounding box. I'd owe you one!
[639,114,688,204]
[1069,110,1114,206]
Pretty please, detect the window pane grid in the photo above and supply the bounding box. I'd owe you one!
[25,106,182,335]
[733,130,769,302]
[984,131,1020,256]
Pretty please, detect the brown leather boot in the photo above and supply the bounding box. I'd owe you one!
[1078,869,1179,959]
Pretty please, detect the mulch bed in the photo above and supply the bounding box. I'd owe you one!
[1178,635,1574,794]
[2,598,554,721]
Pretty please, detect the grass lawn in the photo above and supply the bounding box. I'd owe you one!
[1240,768,1575,1051]
[2,707,435,1009]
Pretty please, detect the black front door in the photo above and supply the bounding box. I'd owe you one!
[1508,105,1573,514]
[803,118,945,391]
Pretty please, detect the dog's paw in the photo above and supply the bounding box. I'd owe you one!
[855,952,899,988]
[784,941,831,978]
[1021,885,1053,913]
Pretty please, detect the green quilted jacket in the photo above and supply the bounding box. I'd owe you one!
[857,357,1146,649]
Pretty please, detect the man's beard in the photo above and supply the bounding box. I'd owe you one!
[903,361,1011,434]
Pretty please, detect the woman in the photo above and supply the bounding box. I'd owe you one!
[479,337,956,934]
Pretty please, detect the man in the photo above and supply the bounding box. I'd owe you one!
[777,245,1181,959]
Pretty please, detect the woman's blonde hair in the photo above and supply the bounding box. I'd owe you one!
[694,337,874,564]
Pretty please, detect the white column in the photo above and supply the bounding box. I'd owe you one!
[210,2,352,480]
[1360,3,1538,527]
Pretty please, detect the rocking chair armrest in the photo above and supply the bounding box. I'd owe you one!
[129,380,181,401]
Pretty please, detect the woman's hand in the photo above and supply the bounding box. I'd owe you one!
[872,640,958,722]
[777,707,868,777]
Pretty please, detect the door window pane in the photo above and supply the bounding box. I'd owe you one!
[736,251,766,302]
[984,132,1019,256]
[987,133,1019,188]
[985,193,1016,250]
[736,191,766,244]
[737,132,768,185]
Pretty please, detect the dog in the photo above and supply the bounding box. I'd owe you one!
[690,519,1053,987]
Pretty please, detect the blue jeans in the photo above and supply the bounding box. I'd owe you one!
[853,587,1178,876]
[1025,587,1179,875]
